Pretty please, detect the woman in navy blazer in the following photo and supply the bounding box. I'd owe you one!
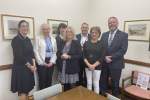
[57,26,81,91]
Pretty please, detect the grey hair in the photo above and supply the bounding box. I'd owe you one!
[81,23,89,28]
[40,23,51,33]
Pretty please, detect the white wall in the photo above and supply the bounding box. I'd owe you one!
[90,0,150,87]
[0,0,91,99]
[1,0,150,99]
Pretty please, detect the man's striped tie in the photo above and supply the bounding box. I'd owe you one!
[108,34,113,48]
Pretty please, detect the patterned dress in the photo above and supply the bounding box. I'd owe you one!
[58,43,79,84]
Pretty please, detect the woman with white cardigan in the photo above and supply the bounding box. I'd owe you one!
[34,23,57,90]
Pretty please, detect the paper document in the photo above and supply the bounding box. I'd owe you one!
[136,73,150,90]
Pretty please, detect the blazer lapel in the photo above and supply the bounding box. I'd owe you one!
[78,34,81,41]
[68,40,74,54]
[105,32,109,50]
[51,37,55,52]
[41,35,46,57]
[88,33,91,40]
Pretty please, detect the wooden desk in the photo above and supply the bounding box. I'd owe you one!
[47,86,109,100]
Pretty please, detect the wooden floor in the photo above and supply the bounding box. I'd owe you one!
[107,89,135,100]
[28,96,33,100]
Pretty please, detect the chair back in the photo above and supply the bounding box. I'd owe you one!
[133,70,150,82]
[33,83,63,100]
[106,93,120,100]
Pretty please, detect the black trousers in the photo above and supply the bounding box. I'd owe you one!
[64,83,76,91]
[78,57,87,87]
[37,58,54,90]
[100,64,122,97]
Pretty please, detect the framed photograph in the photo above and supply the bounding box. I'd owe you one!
[47,19,68,37]
[124,19,150,41]
[1,14,35,40]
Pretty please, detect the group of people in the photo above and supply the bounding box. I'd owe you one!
[10,17,128,100]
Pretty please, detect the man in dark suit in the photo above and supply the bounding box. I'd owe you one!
[76,23,91,87]
[100,17,128,97]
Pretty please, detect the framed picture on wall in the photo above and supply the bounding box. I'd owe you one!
[47,19,68,37]
[124,19,150,41]
[1,14,35,40]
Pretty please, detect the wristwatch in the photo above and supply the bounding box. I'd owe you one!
[27,65,31,68]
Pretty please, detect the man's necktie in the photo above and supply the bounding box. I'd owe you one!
[108,34,113,48]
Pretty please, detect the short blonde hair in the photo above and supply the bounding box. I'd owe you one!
[40,23,51,34]
[63,26,77,41]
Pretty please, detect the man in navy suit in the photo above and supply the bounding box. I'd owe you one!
[100,17,128,97]
[76,23,91,87]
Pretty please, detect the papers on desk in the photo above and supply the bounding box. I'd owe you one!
[136,73,150,90]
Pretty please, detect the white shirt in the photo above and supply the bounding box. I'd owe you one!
[108,29,117,43]
[80,33,88,47]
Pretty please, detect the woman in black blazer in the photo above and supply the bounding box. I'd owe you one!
[57,26,81,91]
[82,26,105,94]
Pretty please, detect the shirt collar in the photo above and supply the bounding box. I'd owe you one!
[44,35,51,41]
[110,29,117,35]
[81,33,88,37]
[59,34,63,39]
[18,33,26,40]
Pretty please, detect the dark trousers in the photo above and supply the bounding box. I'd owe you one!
[78,58,87,87]
[100,64,122,97]
[64,83,76,91]
[37,58,54,90]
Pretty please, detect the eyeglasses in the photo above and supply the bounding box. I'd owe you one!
[43,29,50,31]
[21,25,29,28]
[108,21,117,24]
[82,27,88,29]
[91,32,99,34]
[66,31,73,34]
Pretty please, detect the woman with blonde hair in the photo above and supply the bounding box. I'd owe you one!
[34,23,57,90]
[57,26,81,91]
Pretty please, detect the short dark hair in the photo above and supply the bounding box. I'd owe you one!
[57,23,67,35]
[18,20,29,34]
[108,17,118,22]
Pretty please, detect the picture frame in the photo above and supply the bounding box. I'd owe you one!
[124,19,150,41]
[47,19,68,37]
[1,14,35,40]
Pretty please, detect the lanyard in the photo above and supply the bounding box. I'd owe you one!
[44,36,51,51]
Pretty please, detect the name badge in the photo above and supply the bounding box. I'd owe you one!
[46,49,51,52]
[89,55,93,57]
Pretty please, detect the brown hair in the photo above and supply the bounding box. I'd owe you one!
[90,26,101,35]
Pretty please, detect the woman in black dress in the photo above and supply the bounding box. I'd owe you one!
[11,20,36,100]
[82,26,105,94]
